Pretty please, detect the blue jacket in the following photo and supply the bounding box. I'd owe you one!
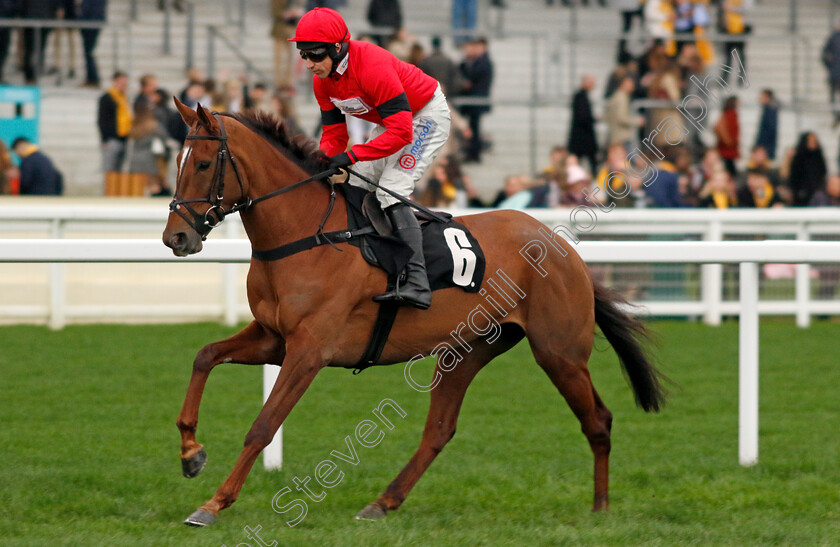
[644,164,682,208]
[755,103,778,159]
[20,150,63,195]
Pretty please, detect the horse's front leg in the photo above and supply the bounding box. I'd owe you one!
[184,329,324,526]
[178,321,285,478]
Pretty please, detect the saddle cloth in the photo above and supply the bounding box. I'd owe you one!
[339,183,486,293]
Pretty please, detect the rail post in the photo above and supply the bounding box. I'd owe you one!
[738,261,759,466]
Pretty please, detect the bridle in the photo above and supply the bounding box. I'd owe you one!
[169,112,339,241]
[168,112,247,240]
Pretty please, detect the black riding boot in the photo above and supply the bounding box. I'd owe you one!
[373,203,432,310]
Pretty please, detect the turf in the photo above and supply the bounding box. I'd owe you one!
[1,320,838,546]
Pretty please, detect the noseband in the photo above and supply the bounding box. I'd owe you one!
[168,112,247,240]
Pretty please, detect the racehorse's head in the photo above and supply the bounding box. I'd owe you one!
[163,99,247,256]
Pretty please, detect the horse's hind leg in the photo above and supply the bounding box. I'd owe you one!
[530,339,613,511]
[177,321,285,478]
[358,329,522,521]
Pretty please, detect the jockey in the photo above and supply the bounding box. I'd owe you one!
[289,7,451,311]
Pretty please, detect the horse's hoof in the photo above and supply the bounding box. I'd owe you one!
[355,503,386,521]
[181,448,207,478]
[184,508,216,527]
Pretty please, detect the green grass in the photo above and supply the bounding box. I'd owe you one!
[1,320,838,546]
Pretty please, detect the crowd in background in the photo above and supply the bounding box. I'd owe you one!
[1,0,840,209]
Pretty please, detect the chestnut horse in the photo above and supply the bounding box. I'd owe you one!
[163,100,665,526]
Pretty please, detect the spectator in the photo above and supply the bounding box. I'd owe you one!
[788,132,827,207]
[644,0,675,56]
[126,104,171,196]
[11,137,63,195]
[604,76,640,151]
[180,78,209,110]
[133,73,159,114]
[419,36,460,95]
[745,145,786,201]
[615,0,643,63]
[419,155,475,207]
[754,89,778,160]
[645,146,683,208]
[568,74,598,175]
[822,23,840,126]
[698,168,737,208]
[673,0,695,56]
[0,139,13,194]
[679,46,708,159]
[646,61,681,150]
[269,88,304,137]
[79,0,107,88]
[714,95,740,177]
[271,0,300,89]
[451,0,476,46]
[97,71,132,184]
[720,0,751,83]
[809,174,840,207]
[560,161,592,207]
[0,0,17,83]
[737,171,783,208]
[686,1,713,62]
[48,0,77,81]
[21,0,60,84]
[496,174,534,209]
[366,0,402,48]
[457,37,493,163]
[386,27,415,62]
[245,83,272,112]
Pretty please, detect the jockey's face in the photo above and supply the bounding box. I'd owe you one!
[302,43,340,79]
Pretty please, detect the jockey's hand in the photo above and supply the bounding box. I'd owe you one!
[328,152,353,173]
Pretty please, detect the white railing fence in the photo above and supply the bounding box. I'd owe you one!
[3,238,840,469]
[2,205,840,328]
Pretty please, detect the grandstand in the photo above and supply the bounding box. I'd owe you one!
[4,0,836,198]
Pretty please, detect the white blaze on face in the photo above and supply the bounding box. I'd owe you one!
[178,142,193,178]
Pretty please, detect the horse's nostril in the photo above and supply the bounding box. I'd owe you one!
[169,232,187,249]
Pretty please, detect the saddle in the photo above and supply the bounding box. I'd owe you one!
[341,184,486,293]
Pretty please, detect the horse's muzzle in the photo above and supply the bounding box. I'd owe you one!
[163,230,203,257]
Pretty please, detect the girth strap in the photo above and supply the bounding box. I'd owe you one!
[251,226,376,262]
[353,302,400,374]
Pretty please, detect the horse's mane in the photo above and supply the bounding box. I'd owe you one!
[227,110,328,174]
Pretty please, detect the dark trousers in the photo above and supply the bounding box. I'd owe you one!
[464,111,484,161]
[81,28,101,84]
[830,81,840,123]
[617,8,643,62]
[0,28,9,80]
[22,27,52,82]
[723,40,746,83]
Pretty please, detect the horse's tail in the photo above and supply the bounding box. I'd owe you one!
[593,281,666,413]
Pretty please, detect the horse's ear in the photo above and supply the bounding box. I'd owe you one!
[174,97,198,126]
[195,103,219,134]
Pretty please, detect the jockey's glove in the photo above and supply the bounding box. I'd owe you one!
[328,152,354,172]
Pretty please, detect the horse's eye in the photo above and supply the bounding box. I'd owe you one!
[197,161,212,172]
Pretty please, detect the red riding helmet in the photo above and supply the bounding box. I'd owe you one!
[288,7,351,49]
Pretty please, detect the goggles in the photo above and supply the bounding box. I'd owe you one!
[299,47,330,62]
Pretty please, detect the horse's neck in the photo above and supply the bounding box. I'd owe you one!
[238,152,347,251]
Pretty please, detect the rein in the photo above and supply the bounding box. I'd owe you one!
[169,112,446,250]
